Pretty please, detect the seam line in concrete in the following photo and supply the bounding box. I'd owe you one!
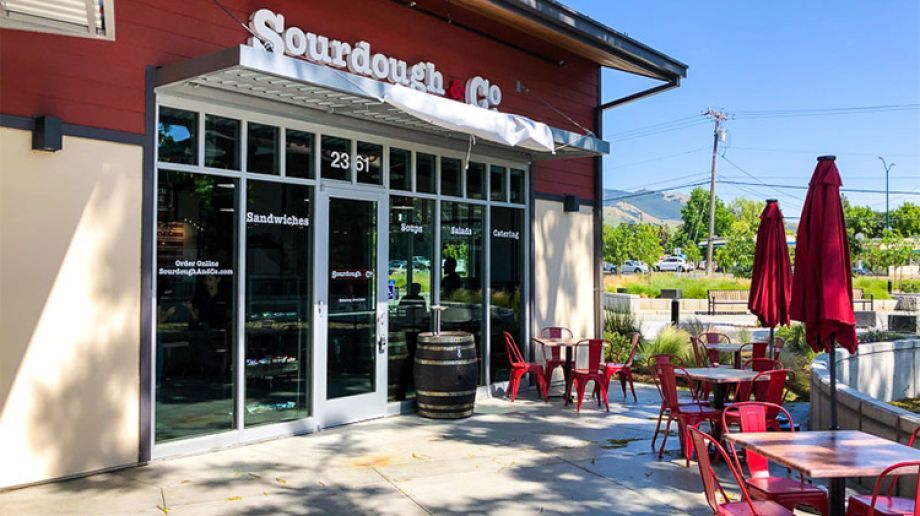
[371,466,434,515]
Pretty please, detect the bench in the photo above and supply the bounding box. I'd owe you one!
[707,290,749,315]
[852,288,874,311]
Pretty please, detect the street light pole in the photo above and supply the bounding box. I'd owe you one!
[878,157,895,229]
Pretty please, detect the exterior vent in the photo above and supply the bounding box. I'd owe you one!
[0,0,115,40]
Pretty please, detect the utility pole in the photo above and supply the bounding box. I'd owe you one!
[704,108,729,275]
[878,156,895,229]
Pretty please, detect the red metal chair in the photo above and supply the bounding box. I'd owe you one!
[742,358,783,372]
[732,369,793,430]
[602,332,640,403]
[722,402,829,515]
[703,332,732,366]
[688,427,793,516]
[690,336,714,401]
[503,331,548,402]
[566,338,608,412]
[540,326,573,387]
[649,354,698,451]
[655,362,722,466]
[846,461,920,516]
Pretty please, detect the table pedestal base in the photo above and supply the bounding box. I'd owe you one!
[829,478,845,515]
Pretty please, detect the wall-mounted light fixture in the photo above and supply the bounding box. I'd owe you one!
[32,115,62,152]
[563,194,579,212]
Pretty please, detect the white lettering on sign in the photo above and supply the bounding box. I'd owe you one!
[492,229,520,240]
[158,258,233,276]
[248,8,501,108]
[400,223,423,234]
[449,226,472,236]
[331,270,374,279]
[246,211,310,227]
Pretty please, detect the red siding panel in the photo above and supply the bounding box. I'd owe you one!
[0,0,599,198]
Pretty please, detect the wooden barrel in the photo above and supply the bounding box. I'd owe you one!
[414,332,478,419]
[387,331,408,400]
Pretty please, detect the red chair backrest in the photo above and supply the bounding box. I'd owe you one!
[867,460,920,514]
[688,427,758,515]
[541,326,573,339]
[648,354,672,397]
[751,342,767,360]
[655,362,692,411]
[910,426,920,448]
[503,331,525,367]
[690,336,710,367]
[617,332,641,366]
[576,339,604,373]
[737,368,790,405]
[704,332,730,344]
[722,402,795,480]
[744,358,781,372]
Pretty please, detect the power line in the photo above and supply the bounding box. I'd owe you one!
[719,180,920,196]
[606,115,701,138]
[602,180,710,203]
[734,103,920,120]
[726,146,920,158]
[719,155,805,202]
[608,146,709,170]
[614,171,711,192]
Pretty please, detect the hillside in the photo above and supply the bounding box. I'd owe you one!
[602,188,688,227]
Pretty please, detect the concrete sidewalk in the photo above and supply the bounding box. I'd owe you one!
[0,385,749,515]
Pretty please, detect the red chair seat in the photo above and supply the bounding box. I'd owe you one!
[847,495,915,516]
[679,404,722,417]
[747,476,825,495]
[719,500,793,515]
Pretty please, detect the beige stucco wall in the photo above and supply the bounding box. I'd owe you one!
[533,199,597,340]
[0,128,142,488]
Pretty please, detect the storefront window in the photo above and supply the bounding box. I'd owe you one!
[489,207,525,382]
[247,123,279,175]
[389,148,411,191]
[387,197,434,401]
[158,107,197,165]
[467,162,485,200]
[510,168,526,204]
[490,165,507,202]
[441,157,462,197]
[155,170,237,442]
[205,115,241,170]
[440,201,485,384]
[285,129,315,179]
[356,141,383,185]
[244,180,312,426]
[416,152,436,194]
[321,135,352,181]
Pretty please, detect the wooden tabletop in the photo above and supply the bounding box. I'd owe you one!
[725,430,920,478]
[682,367,760,383]
[532,337,585,347]
[705,343,745,353]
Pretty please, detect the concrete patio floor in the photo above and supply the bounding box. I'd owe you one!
[0,384,809,515]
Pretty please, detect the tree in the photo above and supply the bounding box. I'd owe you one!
[603,223,629,268]
[603,222,663,270]
[632,223,664,267]
[715,198,761,277]
[864,229,912,276]
[892,202,920,237]
[675,187,731,254]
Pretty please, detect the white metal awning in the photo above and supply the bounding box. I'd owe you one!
[155,45,608,161]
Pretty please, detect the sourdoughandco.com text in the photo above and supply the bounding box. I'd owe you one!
[158,259,234,276]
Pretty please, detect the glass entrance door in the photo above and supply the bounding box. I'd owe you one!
[315,189,388,427]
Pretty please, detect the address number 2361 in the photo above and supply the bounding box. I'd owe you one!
[330,150,372,172]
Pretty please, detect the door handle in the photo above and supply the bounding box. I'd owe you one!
[378,334,387,354]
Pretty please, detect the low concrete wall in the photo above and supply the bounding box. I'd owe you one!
[811,340,920,493]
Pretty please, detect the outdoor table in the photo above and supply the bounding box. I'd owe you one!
[682,367,760,410]
[725,430,920,516]
[704,343,745,368]
[532,337,585,398]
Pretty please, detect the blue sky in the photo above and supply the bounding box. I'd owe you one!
[564,1,920,216]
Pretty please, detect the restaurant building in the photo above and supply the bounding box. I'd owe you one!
[0,0,686,488]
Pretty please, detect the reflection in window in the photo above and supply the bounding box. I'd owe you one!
[158,107,197,165]
[387,196,434,401]
[490,165,506,201]
[247,123,279,175]
[389,148,411,191]
[416,152,436,194]
[467,162,485,200]
[489,207,525,383]
[205,115,241,170]
[155,170,237,442]
[245,181,312,426]
[440,201,485,384]
[321,135,351,181]
[356,141,383,185]
[510,168,525,204]
[285,130,315,179]
[440,157,462,197]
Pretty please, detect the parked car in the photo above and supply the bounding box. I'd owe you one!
[852,264,872,276]
[388,259,407,274]
[412,255,431,270]
[620,260,650,274]
[603,262,616,274]
[655,256,691,272]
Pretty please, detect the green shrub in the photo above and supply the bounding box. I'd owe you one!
[901,279,920,293]
[616,275,751,299]
[852,277,892,300]
[860,330,912,343]
[679,317,711,338]
[639,325,692,365]
[603,306,642,336]
[775,323,812,358]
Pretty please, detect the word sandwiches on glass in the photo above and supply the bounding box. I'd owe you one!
[248,8,502,109]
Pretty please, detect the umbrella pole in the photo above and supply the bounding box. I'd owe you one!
[827,339,845,515]
[768,327,775,359]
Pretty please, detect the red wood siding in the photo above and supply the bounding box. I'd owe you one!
[0,0,598,198]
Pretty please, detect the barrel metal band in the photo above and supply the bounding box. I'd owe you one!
[416,389,477,397]
[415,358,478,366]
[417,344,475,352]
[417,402,474,410]
[418,410,474,418]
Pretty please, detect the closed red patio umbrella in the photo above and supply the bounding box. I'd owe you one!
[748,199,792,356]
[789,155,858,515]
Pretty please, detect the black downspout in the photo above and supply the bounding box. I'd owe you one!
[593,68,604,338]
[139,65,156,464]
